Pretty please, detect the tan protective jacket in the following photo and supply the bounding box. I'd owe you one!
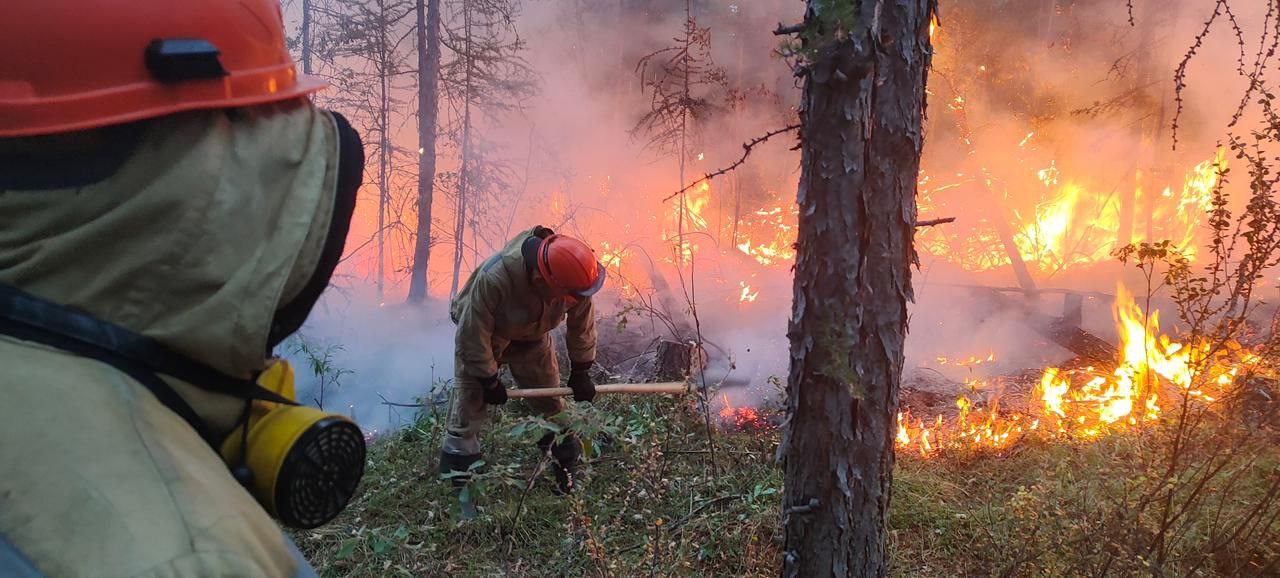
[451,226,596,379]
[0,103,344,577]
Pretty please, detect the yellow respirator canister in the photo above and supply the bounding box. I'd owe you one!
[220,360,367,529]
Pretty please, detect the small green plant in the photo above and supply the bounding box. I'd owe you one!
[286,333,353,411]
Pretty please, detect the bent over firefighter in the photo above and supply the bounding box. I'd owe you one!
[440,226,605,507]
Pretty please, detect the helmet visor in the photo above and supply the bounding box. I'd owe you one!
[568,262,607,300]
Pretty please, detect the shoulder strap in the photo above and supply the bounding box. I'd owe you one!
[0,283,297,445]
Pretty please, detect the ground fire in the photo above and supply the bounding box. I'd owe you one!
[896,280,1265,458]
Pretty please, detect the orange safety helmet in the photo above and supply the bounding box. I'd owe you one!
[0,0,326,138]
[535,235,606,299]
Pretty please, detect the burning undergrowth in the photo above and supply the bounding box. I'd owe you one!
[298,0,1272,460]
[571,0,1266,459]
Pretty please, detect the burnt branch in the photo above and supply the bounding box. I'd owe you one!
[662,123,801,202]
[1172,0,1244,149]
[914,217,957,228]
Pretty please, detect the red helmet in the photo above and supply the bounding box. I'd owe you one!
[536,235,606,298]
[0,0,325,138]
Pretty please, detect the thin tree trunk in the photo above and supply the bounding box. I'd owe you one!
[731,6,744,247]
[942,75,1038,294]
[677,0,691,264]
[731,173,741,246]
[778,1,935,577]
[450,104,470,299]
[377,0,390,303]
[301,0,313,74]
[407,0,442,304]
[449,3,475,300]
[1120,0,1166,249]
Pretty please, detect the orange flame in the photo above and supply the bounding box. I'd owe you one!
[896,280,1262,458]
[917,148,1227,274]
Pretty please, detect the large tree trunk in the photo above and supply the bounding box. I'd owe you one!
[407,0,442,304]
[778,2,935,577]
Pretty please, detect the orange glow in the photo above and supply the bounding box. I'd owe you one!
[896,280,1264,458]
[718,393,772,431]
[916,148,1227,275]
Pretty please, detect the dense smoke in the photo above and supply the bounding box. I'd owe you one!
[283,0,1267,432]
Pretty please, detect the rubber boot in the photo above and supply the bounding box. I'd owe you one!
[536,433,582,495]
[439,451,481,520]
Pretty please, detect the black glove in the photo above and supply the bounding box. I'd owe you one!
[537,432,582,495]
[479,374,507,405]
[568,361,596,403]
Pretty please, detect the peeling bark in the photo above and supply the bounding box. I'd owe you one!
[778,1,935,577]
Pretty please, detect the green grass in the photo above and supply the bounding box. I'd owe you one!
[291,395,1280,577]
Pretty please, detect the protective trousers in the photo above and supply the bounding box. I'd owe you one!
[441,334,564,457]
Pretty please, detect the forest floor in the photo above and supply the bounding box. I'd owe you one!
[292,385,1280,577]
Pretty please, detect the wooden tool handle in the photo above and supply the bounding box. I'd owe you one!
[506,382,688,398]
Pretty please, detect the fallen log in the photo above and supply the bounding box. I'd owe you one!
[507,382,688,398]
[1044,318,1118,368]
[976,288,1119,370]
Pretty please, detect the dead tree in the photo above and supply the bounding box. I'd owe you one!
[776,1,936,576]
[313,0,414,300]
[632,0,727,261]
[407,0,443,304]
[439,0,536,299]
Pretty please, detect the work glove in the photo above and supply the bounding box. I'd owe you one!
[479,374,507,405]
[568,361,596,403]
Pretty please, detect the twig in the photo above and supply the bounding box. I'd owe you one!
[378,393,427,408]
[667,449,765,457]
[1173,0,1228,150]
[504,451,553,551]
[570,494,611,578]
[914,217,956,228]
[662,124,801,202]
[665,494,745,533]
[379,401,427,408]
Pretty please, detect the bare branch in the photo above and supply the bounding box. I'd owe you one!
[662,124,801,203]
[914,217,956,228]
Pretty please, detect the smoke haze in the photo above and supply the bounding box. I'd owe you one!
[282,0,1268,432]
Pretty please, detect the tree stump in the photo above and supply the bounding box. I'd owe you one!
[653,340,707,381]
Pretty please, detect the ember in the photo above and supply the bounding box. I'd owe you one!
[716,394,777,432]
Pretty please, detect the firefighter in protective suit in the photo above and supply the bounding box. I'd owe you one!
[0,1,367,576]
[442,226,605,504]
